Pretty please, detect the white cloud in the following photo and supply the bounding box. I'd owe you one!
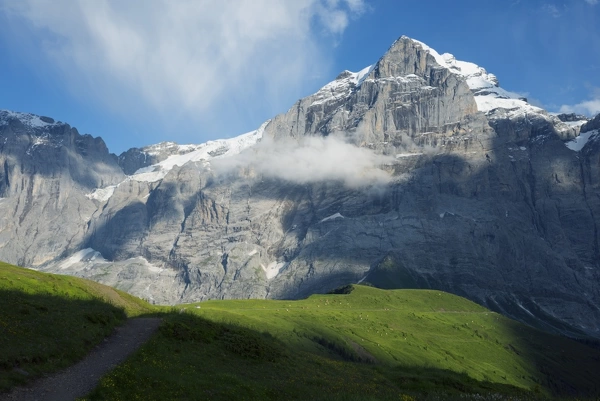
[1,0,365,145]
[559,87,600,116]
[584,0,598,5]
[213,134,393,188]
[542,4,562,18]
[559,99,600,116]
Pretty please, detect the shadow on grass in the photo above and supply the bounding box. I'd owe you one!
[84,311,537,401]
[2,284,597,400]
[0,289,127,393]
[505,317,600,399]
[322,285,600,400]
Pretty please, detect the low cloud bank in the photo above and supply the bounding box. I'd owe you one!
[213,135,393,188]
[559,98,600,117]
[559,87,600,117]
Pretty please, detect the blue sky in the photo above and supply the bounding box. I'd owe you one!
[0,0,599,154]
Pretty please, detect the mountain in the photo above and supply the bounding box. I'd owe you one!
[0,36,598,340]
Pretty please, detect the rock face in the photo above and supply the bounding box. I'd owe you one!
[557,113,588,123]
[1,37,599,340]
[118,142,201,175]
[0,111,124,266]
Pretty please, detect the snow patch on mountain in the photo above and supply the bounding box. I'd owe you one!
[263,261,286,279]
[563,120,588,128]
[410,40,542,115]
[410,38,448,66]
[441,57,541,114]
[86,185,117,202]
[129,256,164,273]
[130,121,269,183]
[0,110,59,129]
[143,142,198,156]
[310,65,374,107]
[355,64,375,86]
[565,129,599,151]
[396,153,423,158]
[60,248,107,270]
[371,74,422,85]
[320,213,344,223]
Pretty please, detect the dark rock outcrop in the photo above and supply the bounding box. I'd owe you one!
[582,114,600,133]
[557,113,588,123]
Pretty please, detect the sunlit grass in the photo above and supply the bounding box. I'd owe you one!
[87,285,600,400]
[86,311,536,401]
[184,287,538,389]
[1,262,599,400]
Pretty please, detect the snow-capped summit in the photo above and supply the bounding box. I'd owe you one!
[310,65,374,107]
[408,38,543,115]
[307,36,542,118]
[3,35,600,343]
[0,109,60,130]
[129,120,269,182]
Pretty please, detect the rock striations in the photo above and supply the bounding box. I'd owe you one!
[0,37,599,339]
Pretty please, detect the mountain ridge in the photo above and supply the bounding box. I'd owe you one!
[1,36,599,341]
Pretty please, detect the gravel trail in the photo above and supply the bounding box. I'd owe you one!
[1,317,162,401]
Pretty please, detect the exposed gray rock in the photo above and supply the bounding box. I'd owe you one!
[0,110,124,266]
[1,37,600,341]
[582,113,600,133]
[118,142,199,175]
[118,148,158,175]
[557,113,588,123]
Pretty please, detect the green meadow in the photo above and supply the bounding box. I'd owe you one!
[0,262,154,391]
[1,262,599,400]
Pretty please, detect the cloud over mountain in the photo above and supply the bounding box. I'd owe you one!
[560,87,600,116]
[213,134,393,188]
[1,0,365,141]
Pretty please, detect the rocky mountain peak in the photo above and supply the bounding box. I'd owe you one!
[556,113,588,123]
[0,109,115,160]
[1,38,600,341]
[582,113,600,133]
[118,141,200,175]
[0,110,61,131]
[335,70,354,80]
[374,36,447,79]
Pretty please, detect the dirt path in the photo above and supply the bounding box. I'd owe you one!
[1,317,162,401]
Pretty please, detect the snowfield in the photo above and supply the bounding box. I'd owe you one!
[565,129,599,151]
[130,120,269,183]
[412,39,543,115]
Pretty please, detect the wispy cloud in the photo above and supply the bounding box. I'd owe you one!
[584,0,598,5]
[559,88,600,116]
[559,99,600,116]
[542,3,562,18]
[0,0,365,144]
[213,134,393,188]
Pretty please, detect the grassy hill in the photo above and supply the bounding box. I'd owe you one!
[88,285,600,400]
[0,261,156,391]
[2,262,600,400]
[187,285,600,393]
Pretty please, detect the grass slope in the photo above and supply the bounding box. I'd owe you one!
[0,262,155,391]
[87,285,600,400]
[2,262,599,400]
